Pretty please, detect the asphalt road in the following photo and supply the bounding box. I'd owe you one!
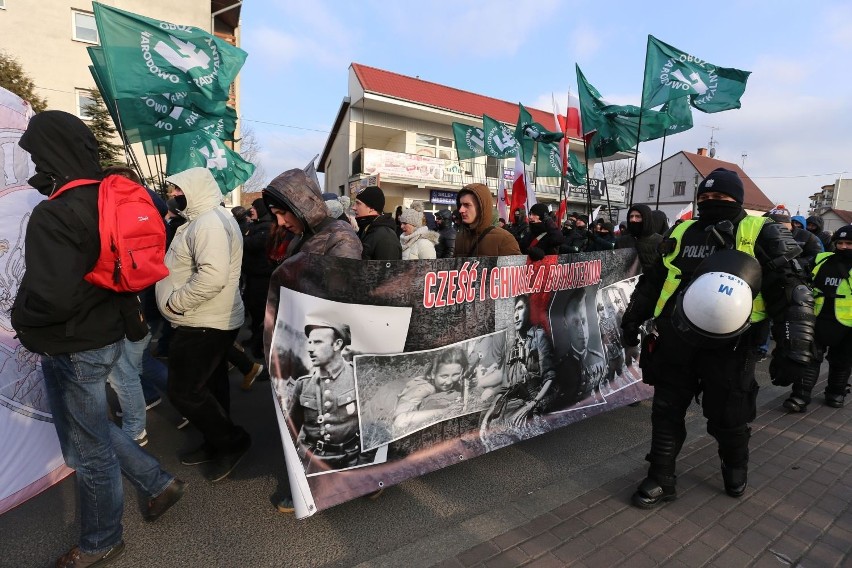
[0,360,785,568]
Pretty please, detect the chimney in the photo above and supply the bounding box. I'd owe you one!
[697,148,708,156]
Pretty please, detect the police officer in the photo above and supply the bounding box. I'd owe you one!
[621,168,816,508]
[288,319,364,471]
[778,225,852,410]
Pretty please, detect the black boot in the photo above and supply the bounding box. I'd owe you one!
[783,361,819,412]
[824,365,850,408]
[631,474,677,509]
[721,462,748,498]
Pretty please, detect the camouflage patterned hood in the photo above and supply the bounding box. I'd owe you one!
[262,168,327,235]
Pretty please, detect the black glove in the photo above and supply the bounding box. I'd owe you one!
[769,355,813,387]
[528,246,545,261]
[621,322,641,347]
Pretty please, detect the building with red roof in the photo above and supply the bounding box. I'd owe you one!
[318,63,622,215]
[629,149,775,223]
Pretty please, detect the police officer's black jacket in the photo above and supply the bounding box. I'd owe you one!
[12,111,133,355]
[621,210,806,337]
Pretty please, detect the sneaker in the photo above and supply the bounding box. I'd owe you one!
[135,430,149,447]
[242,363,263,391]
[145,478,186,521]
[176,417,190,430]
[204,437,251,483]
[180,442,216,466]
[276,496,295,513]
[55,541,125,568]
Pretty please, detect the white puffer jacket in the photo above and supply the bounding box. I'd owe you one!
[400,226,439,260]
[155,167,245,330]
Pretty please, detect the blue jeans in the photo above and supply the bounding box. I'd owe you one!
[107,334,150,439]
[42,341,174,555]
[140,347,169,402]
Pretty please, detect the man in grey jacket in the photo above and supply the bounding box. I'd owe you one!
[156,167,249,482]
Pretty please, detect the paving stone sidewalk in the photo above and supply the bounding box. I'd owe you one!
[440,388,852,568]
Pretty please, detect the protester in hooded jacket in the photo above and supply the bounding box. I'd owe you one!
[14,111,182,566]
[791,215,807,232]
[156,167,250,483]
[616,204,664,273]
[455,183,521,257]
[261,168,362,514]
[561,215,593,253]
[651,209,670,235]
[522,203,565,259]
[806,215,832,251]
[399,206,439,260]
[434,209,457,258]
[587,221,616,251]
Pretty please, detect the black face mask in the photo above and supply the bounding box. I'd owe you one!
[173,195,188,211]
[28,171,58,197]
[529,221,545,235]
[628,221,643,237]
[835,248,852,261]
[697,200,742,223]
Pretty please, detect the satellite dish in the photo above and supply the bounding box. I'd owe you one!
[709,147,716,158]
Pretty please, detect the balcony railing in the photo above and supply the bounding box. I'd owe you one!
[350,147,625,204]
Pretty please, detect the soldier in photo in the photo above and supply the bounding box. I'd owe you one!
[287,319,370,473]
[555,289,606,403]
[621,168,816,508]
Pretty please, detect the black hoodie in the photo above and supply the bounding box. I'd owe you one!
[806,215,832,250]
[615,204,663,272]
[12,111,130,355]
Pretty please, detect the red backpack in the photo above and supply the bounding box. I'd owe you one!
[51,175,169,292]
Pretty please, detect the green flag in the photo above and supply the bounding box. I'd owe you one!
[577,65,693,159]
[536,141,562,179]
[567,151,587,187]
[452,122,486,160]
[167,130,255,194]
[482,114,518,158]
[642,35,750,113]
[92,2,247,101]
[513,104,534,163]
[513,104,564,164]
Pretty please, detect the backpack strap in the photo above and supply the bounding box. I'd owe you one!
[468,226,496,256]
[49,178,100,200]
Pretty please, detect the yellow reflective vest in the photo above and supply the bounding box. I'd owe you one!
[654,216,767,322]
[812,252,852,326]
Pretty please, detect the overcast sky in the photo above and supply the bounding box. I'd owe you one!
[238,0,852,214]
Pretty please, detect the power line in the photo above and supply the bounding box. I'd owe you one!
[750,171,849,180]
[240,117,329,134]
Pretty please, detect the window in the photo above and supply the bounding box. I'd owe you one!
[485,156,499,179]
[416,133,456,160]
[76,89,96,120]
[648,183,655,198]
[673,181,686,196]
[0,1,6,10]
[73,10,98,44]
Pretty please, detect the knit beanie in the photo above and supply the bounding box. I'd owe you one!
[767,206,791,224]
[325,198,344,220]
[529,203,550,220]
[399,206,424,227]
[832,225,852,242]
[696,168,745,204]
[355,185,385,213]
[339,195,351,210]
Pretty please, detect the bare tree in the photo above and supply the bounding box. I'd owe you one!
[239,124,267,196]
[593,158,642,185]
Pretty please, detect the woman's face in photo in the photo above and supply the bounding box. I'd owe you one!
[433,363,464,392]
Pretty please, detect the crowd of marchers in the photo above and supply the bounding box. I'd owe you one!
[10,112,848,568]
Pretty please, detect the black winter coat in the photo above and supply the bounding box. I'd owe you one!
[359,214,402,260]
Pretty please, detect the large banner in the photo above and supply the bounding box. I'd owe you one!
[269,249,651,518]
[0,88,72,516]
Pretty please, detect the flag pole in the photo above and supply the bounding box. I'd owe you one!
[630,35,653,207]
[598,148,613,221]
[582,133,593,217]
[110,97,146,185]
[655,130,667,211]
